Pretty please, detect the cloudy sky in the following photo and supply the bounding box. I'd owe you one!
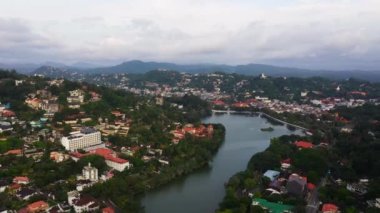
[0,0,380,70]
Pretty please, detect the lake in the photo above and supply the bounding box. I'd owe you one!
[142,114,303,213]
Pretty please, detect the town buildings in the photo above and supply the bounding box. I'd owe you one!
[26,200,49,213]
[71,148,131,172]
[67,89,85,109]
[81,163,98,182]
[61,127,103,151]
[67,191,100,213]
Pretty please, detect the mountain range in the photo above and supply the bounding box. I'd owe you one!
[1,60,380,82]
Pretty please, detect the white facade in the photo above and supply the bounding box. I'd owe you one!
[82,163,98,182]
[61,129,102,151]
[105,159,130,172]
[73,200,99,213]
[67,190,79,206]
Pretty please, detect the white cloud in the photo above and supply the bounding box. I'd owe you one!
[0,0,379,69]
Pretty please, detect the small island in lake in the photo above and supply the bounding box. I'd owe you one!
[260,127,274,132]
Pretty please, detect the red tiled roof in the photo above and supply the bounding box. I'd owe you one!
[91,148,113,156]
[307,183,316,191]
[13,176,29,183]
[106,156,128,164]
[5,149,22,155]
[71,152,88,158]
[232,102,249,107]
[294,141,314,149]
[72,148,129,165]
[212,100,225,105]
[322,203,338,212]
[102,207,115,213]
[2,109,15,117]
[27,200,49,212]
[281,158,291,164]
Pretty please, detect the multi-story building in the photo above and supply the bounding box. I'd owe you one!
[82,163,98,182]
[0,121,13,133]
[67,89,85,109]
[67,191,99,213]
[70,148,131,172]
[40,100,59,113]
[61,127,102,151]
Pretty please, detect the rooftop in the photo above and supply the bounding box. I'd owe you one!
[252,198,293,213]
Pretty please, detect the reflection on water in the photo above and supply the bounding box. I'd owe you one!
[142,114,303,213]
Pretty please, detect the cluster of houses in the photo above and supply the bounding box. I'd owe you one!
[170,124,214,144]
[25,89,60,118]
[60,127,132,172]
[0,102,15,133]
[75,163,111,192]
[0,176,53,213]
[0,164,116,213]
[70,148,131,172]
[66,89,85,109]
[250,139,379,212]
[212,94,377,118]
[96,110,130,137]
[249,140,341,213]
[65,164,116,213]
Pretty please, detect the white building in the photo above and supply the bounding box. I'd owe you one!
[61,127,102,151]
[105,157,131,172]
[0,121,13,133]
[67,89,85,109]
[67,190,80,206]
[72,196,99,213]
[82,163,98,182]
[67,190,99,213]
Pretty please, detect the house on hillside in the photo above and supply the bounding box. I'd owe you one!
[286,174,307,197]
[263,170,280,181]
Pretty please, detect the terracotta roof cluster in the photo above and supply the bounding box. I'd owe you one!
[1,109,15,117]
[5,149,22,155]
[322,203,339,213]
[71,148,128,164]
[27,200,49,213]
[294,141,314,149]
[232,101,249,108]
[212,100,226,106]
[102,207,115,213]
[171,124,214,143]
[13,176,30,184]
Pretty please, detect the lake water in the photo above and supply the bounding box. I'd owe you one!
[142,114,302,213]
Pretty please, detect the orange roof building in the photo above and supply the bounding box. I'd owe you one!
[27,200,49,213]
[71,148,130,172]
[294,141,314,149]
[13,176,30,185]
[102,207,115,213]
[322,203,339,213]
[5,149,22,156]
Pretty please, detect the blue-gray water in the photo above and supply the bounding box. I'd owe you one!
[142,114,302,213]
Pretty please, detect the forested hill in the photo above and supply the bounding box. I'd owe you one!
[26,60,380,82]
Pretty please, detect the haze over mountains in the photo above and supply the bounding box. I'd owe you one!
[1,60,380,82]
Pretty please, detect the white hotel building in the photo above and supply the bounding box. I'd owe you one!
[61,127,103,151]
